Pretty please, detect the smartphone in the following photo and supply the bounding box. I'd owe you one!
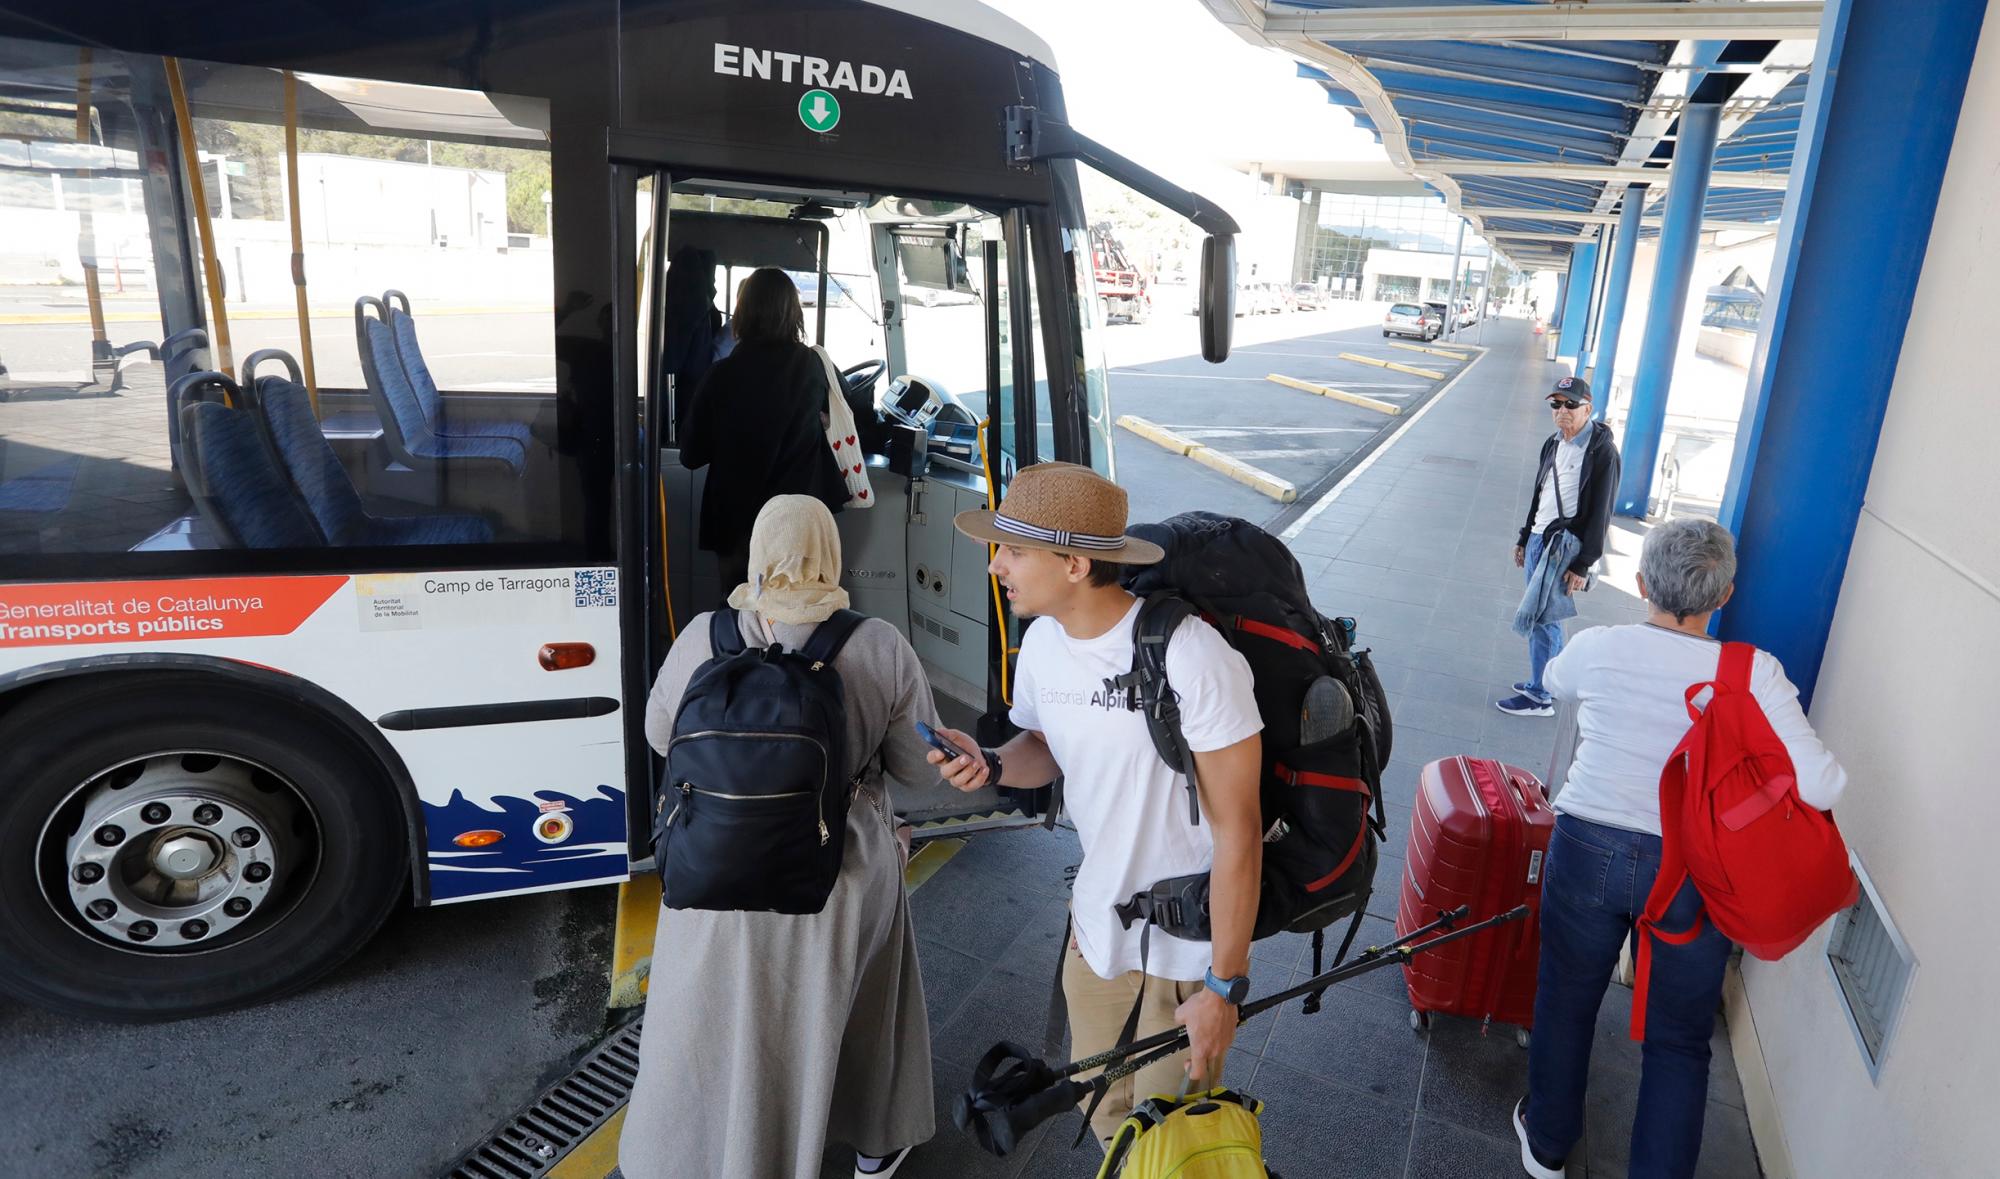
[913,720,969,763]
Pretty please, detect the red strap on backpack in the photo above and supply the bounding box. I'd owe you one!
[1630,643,1751,1042]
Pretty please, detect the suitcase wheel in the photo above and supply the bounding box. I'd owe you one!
[1409,1009,1431,1035]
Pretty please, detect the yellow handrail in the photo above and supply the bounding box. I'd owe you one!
[164,58,234,378]
[976,417,1018,706]
[74,51,110,375]
[282,71,319,414]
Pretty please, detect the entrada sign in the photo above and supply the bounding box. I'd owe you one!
[712,42,915,100]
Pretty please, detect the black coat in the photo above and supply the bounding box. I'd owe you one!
[1516,420,1620,577]
[679,338,846,555]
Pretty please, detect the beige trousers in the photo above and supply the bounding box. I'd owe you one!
[1061,934,1208,1147]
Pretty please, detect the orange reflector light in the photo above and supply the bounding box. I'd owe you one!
[453,829,504,848]
[539,642,596,671]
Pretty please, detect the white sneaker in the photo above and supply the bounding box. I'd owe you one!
[1514,1098,1566,1179]
[854,1146,912,1178]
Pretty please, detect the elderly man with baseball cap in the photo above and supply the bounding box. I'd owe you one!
[927,462,1265,1150]
[1498,375,1622,717]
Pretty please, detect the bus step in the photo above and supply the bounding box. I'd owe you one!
[442,1013,645,1178]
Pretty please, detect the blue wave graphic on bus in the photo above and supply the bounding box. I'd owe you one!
[422,786,628,902]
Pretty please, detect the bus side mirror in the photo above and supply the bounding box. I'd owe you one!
[1199,234,1235,363]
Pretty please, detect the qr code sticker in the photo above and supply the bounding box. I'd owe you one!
[574,568,617,608]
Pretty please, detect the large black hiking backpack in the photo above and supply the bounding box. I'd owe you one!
[654,607,864,914]
[1113,512,1393,982]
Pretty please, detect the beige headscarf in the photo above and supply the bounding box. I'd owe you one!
[726,495,852,626]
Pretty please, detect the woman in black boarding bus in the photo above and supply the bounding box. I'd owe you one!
[678,266,849,593]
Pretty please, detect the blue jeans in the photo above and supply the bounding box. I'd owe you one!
[1522,532,1565,702]
[1525,815,1733,1179]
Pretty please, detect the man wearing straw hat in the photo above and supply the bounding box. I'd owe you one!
[930,462,1265,1149]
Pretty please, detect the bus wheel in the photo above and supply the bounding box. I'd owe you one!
[0,676,408,1021]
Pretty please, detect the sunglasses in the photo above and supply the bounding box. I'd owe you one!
[1548,397,1585,410]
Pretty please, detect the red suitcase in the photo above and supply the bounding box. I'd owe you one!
[1397,756,1553,1039]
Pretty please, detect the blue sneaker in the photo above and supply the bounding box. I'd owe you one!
[1495,693,1554,717]
[1513,681,1535,695]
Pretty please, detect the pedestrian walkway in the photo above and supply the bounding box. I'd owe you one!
[594,319,1759,1179]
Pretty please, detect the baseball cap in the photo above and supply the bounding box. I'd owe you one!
[1549,375,1591,401]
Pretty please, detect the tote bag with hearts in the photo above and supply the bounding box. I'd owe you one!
[814,345,874,510]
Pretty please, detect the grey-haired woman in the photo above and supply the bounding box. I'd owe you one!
[1513,518,1848,1179]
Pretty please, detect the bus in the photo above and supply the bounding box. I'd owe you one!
[0,0,1239,1020]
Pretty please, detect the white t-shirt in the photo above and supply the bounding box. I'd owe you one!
[1543,624,1848,836]
[1010,598,1263,982]
[1531,427,1591,534]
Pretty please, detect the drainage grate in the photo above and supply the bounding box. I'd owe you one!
[443,1015,645,1178]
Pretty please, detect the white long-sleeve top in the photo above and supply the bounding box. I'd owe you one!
[1543,623,1849,836]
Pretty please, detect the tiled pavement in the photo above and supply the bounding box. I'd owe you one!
[611,318,1760,1179]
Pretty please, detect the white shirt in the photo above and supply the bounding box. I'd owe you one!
[1543,624,1848,836]
[1531,427,1591,534]
[1010,599,1263,981]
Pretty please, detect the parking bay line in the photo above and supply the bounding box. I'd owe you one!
[1338,351,1446,380]
[1116,415,1299,503]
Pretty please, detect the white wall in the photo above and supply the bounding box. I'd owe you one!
[1740,13,2000,1176]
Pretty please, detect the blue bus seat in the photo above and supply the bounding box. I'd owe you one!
[179,399,326,549]
[382,290,536,451]
[354,296,526,476]
[239,350,493,547]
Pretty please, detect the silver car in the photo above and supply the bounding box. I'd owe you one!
[1382,301,1439,340]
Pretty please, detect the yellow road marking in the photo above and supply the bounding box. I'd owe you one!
[1115,415,1298,502]
[1265,373,1400,415]
[1387,341,1473,360]
[1337,351,1446,380]
[905,836,967,893]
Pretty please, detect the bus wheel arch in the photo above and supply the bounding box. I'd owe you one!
[0,662,426,1021]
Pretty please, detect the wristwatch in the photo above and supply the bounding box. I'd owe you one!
[1204,967,1250,1006]
[980,747,1004,785]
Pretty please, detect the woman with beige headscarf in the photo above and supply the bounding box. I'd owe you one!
[620,495,939,1179]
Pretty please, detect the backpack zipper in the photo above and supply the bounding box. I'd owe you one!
[666,729,833,845]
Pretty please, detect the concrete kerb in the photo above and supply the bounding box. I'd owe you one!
[1116,415,1299,503]
[1338,351,1447,381]
[1265,373,1401,416]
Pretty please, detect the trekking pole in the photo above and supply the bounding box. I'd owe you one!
[955,903,1529,1156]
[1066,902,1525,1086]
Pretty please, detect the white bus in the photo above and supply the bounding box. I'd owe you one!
[0,0,1239,1019]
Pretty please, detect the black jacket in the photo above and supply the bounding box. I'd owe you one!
[679,338,847,555]
[1516,420,1620,577]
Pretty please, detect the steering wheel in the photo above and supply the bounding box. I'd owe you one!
[841,358,886,403]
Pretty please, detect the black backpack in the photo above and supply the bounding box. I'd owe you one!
[654,607,865,914]
[1112,512,1393,982]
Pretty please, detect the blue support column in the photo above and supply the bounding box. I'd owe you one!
[1586,184,1648,416]
[1555,241,1597,361]
[1716,0,1989,704]
[1613,101,1722,517]
[1576,224,1612,373]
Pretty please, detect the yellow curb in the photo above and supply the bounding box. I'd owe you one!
[606,874,661,1010]
[545,1105,626,1179]
[904,836,966,893]
[1115,413,1197,456]
[0,305,546,325]
[1387,341,1473,360]
[1266,373,1401,415]
[1337,351,1445,380]
[1117,415,1297,503]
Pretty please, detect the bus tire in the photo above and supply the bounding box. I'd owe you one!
[0,674,408,1022]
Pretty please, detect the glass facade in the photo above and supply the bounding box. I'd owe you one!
[1302,192,1493,300]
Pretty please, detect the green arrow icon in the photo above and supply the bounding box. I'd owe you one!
[798,89,841,133]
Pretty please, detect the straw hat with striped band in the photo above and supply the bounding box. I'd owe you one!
[953,461,1163,566]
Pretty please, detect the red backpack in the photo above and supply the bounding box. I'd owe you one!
[1630,641,1857,1041]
